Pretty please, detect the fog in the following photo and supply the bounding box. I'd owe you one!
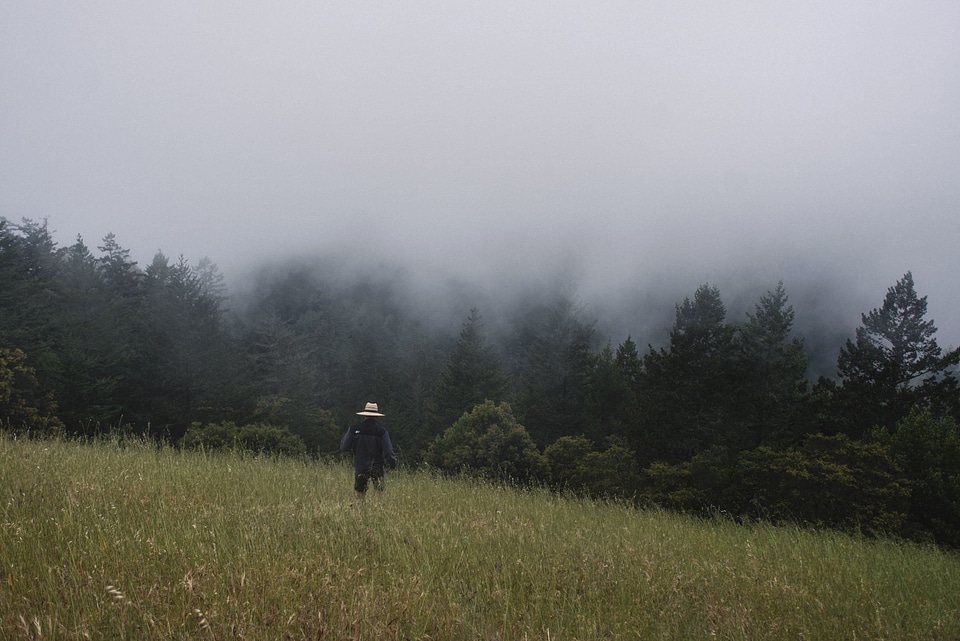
[3,2,959,366]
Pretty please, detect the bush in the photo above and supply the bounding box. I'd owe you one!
[425,400,547,484]
[639,461,697,511]
[545,436,641,499]
[716,435,909,536]
[871,410,960,546]
[181,421,306,456]
[252,396,342,454]
[791,433,908,534]
[544,435,593,489]
[638,435,910,538]
[0,347,64,435]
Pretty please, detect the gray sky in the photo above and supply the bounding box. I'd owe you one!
[2,1,959,349]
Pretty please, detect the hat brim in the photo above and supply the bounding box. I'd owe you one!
[356,411,385,417]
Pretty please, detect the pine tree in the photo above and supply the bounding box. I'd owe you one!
[139,253,237,436]
[579,342,636,445]
[514,295,596,447]
[430,308,508,434]
[55,236,124,428]
[639,284,738,462]
[835,272,960,436]
[738,282,810,447]
[615,336,642,390]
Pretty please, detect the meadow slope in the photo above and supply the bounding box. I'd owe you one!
[1,435,958,640]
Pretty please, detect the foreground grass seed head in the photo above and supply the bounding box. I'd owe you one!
[1,435,958,641]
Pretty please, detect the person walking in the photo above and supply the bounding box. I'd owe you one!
[340,402,398,495]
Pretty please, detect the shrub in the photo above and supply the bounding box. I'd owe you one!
[724,435,909,535]
[181,421,306,456]
[578,443,642,500]
[871,410,960,546]
[252,396,342,454]
[544,436,641,499]
[544,435,593,489]
[638,435,910,537]
[0,347,64,435]
[640,460,697,511]
[425,400,547,484]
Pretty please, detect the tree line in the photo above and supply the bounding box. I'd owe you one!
[2,217,959,546]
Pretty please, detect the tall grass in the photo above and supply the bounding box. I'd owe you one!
[2,434,958,640]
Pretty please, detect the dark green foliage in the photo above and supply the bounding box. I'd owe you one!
[0,220,239,436]
[0,220,65,388]
[425,308,509,451]
[639,461,696,512]
[870,410,960,546]
[252,396,342,454]
[425,400,547,483]
[614,336,642,388]
[639,284,740,462]
[0,347,64,434]
[512,295,597,446]
[137,253,240,437]
[578,343,637,446]
[573,443,640,500]
[181,421,306,456]
[833,272,960,437]
[734,435,908,536]
[639,435,909,538]
[544,435,640,499]
[54,236,125,426]
[543,435,594,488]
[636,282,813,461]
[737,282,811,448]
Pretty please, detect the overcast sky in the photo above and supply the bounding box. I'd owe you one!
[2,2,959,349]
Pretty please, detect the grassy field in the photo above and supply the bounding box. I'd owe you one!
[1,434,958,640]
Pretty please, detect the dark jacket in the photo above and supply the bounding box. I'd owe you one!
[340,418,398,472]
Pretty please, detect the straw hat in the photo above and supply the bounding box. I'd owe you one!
[356,402,385,417]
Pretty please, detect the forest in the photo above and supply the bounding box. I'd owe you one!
[2,217,960,547]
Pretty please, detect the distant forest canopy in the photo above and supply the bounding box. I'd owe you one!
[4,217,960,547]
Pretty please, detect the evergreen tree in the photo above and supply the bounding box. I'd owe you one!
[96,236,144,366]
[138,253,236,436]
[615,336,642,390]
[97,232,144,324]
[0,219,38,347]
[738,282,810,447]
[612,335,645,451]
[54,236,124,428]
[195,256,228,303]
[250,310,317,402]
[94,233,146,427]
[514,295,596,447]
[429,308,508,438]
[0,219,62,369]
[579,342,636,445]
[246,309,329,446]
[639,284,738,462]
[833,272,960,437]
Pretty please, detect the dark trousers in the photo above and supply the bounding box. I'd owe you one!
[354,467,385,493]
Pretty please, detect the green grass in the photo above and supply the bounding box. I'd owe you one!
[2,434,958,640]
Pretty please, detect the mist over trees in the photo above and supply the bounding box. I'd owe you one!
[3,217,959,546]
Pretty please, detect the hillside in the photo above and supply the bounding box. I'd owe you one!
[2,435,958,640]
